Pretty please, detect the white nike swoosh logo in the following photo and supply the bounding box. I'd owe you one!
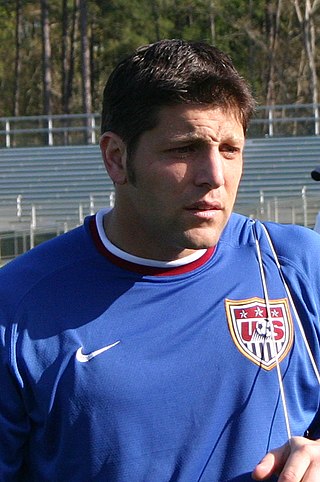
[76,340,121,363]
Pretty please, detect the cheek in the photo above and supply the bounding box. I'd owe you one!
[225,162,242,186]
[144,164,189,192]
[161,163,190,185]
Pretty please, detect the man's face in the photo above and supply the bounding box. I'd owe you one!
[111,104,245,261]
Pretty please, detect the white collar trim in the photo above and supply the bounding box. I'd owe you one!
[95,208,207,268]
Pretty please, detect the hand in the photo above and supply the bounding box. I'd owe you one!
[251,436,320,481]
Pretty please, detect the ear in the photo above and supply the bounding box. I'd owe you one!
[100,132,127,185]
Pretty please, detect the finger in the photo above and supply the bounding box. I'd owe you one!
[252,437,320,481]
[302,462,320,482]
[251,451,281,480]
[278,442,320,482]
[252,443,290,480]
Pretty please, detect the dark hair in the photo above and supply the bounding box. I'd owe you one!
[101,39,255,158]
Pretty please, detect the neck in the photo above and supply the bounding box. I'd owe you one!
[103,209,199,262]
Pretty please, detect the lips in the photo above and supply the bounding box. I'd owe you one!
[185,200,222,211]
[184,200,223,221]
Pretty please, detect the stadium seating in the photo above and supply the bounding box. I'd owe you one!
[235,135,320,224]
[0,136,320,233]
[0,145,113,232]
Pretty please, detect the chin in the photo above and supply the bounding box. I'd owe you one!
[183,232,218,250]
[181,221,226,250]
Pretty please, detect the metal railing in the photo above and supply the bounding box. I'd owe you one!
[0,191,115,265]
[1,104,320,264]
[235,188,320,228]
[249,103,320,138]
[0,113,99,148]
[1,104,320,148]
[0,188,319,266]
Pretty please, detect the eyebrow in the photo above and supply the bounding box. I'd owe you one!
[169,133,204,143]
[169,132,244,145]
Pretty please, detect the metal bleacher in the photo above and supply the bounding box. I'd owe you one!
[240,136,320,198]
[1,134,320,258]
[235,135,320,224]
[0,144,114,233]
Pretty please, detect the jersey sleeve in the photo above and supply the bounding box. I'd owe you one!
[0,314,30,480]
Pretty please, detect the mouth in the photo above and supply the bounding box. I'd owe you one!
[185,201,223,219]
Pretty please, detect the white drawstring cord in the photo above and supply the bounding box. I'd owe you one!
[254,230,292,440]
[260,223,320,386]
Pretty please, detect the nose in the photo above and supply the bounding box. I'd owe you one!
[194,146,225,188]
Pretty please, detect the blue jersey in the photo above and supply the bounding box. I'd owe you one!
[0,210,320,481]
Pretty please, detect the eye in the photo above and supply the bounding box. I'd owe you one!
[167,144,196,157]
[219,144,240,158]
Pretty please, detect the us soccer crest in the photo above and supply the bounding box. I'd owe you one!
[225,297,294,370]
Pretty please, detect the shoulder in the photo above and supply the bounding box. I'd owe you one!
[0,219,95,311]
[219,213,256,247]
[262,220,320,256]
[256,220,320,278]
[222,214,320,271]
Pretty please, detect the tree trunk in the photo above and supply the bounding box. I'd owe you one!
[13,0,22,118]
[40,0,52,145]
[209,0,215,44]
[61,0,79,115]
[294,0,320,133]
[61,0,69,114]
[304,1,319,133]
[67,0,79,112]
[79,0,92,144]
[266,0,282,107]
[293,49,306,134]
[41,0,52,116]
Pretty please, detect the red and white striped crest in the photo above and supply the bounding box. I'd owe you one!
[225,297,294,370]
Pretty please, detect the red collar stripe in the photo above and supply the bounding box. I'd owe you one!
[89,215,215,276]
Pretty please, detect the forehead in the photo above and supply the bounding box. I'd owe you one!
[153,104,245,141]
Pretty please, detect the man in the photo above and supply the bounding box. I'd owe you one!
[0,39,320,481]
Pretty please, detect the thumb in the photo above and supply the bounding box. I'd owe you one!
[251,443,289,480]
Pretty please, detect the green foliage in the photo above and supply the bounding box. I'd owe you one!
[0,0,320,117]
[0,2,16,105]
